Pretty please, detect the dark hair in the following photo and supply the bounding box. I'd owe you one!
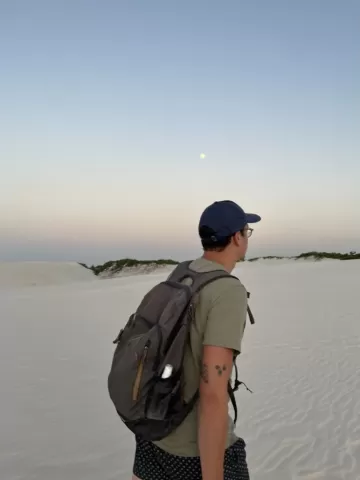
[199,226,232,252]
[199,226,247,252]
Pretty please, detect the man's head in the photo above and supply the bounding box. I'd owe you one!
[198,200,261,264]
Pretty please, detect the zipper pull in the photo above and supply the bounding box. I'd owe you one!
[133,343,150,401]
[113,329,124,344]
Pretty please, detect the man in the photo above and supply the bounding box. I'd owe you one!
[133,200,261,480]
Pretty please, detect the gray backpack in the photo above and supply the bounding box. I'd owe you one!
[107,261,254,442]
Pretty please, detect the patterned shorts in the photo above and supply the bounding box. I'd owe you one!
[133,436,250,480]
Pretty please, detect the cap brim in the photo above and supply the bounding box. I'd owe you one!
[245,213,261,224]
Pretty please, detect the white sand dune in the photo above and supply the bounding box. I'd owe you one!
[0,262,97,288]
[1,260,359,479]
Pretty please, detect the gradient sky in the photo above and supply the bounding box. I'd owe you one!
[1,0,359,264]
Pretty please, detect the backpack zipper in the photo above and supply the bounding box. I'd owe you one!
[132,343,149,401]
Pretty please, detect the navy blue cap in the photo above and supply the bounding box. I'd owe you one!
[199,200,261,240]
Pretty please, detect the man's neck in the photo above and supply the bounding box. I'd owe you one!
[202,252,236,273]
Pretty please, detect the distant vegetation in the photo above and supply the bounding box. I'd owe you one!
[78,262,90,270]
[297,251,360,260]
[248,251,360,262]
[79,258,179,276]
[246,255,285,262]
[78,251,360,275]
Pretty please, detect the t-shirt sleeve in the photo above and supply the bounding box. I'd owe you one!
[203,279,248,354]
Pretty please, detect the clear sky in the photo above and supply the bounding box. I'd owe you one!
[1,0,359,264]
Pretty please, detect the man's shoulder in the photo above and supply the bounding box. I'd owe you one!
[187,258,246,303]
[201,274,246,303]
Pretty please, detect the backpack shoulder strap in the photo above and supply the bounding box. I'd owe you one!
[246,291,255,324]
[170,260,255,423]
[228,361,253,423]
[169,261,255,324]
[168,260,237,293]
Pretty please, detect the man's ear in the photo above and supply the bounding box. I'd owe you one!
[233,231,242,246]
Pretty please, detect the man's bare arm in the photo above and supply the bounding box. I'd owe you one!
[198,345,234,480]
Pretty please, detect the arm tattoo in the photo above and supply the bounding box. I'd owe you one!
[215,365,227,376]
[200,363,209,383]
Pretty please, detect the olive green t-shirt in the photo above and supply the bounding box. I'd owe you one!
[153,257,248,457]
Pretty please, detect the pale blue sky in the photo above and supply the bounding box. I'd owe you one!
[1,0,359,264]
